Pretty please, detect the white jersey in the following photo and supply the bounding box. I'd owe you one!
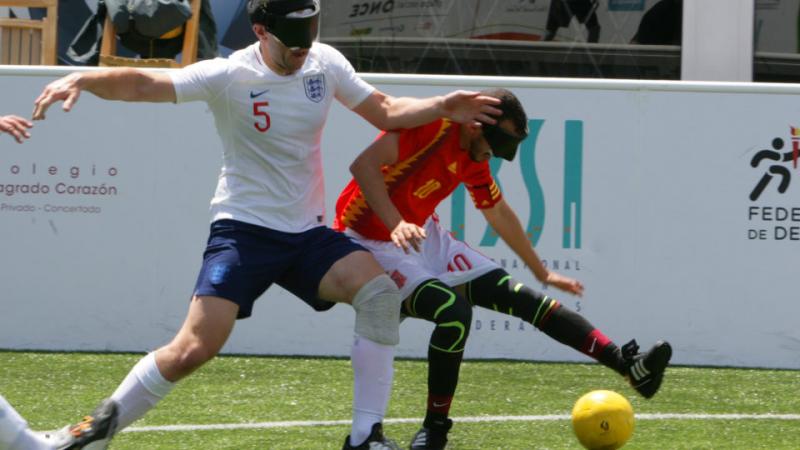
[169,42,374,232]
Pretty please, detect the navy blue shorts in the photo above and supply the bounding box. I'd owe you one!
[194,219,367,319]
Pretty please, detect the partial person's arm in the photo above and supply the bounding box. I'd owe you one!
[349,131,427,253]
[32,68,177,120]
[352,89,501,131]
[0,115,33,143]
[481,198,584,296]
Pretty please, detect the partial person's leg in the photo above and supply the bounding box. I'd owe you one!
[112,296,239,429]
[0,394,51,450]
[544,0,569,40]
[45,296,239,449]
[584,7,601,42]
[318,250,402,449]
[46,219,274,449]
[463,269,671,398]
[404,280,472,449]
[465,268,626,372]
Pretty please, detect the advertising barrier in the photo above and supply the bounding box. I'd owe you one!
[323,0,643,42]
[0,67,798,369]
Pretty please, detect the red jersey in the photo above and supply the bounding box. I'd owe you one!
[334,118,502,241]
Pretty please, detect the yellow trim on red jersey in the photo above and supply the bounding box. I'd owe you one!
[383,119,452,184]
[339,120,452,229]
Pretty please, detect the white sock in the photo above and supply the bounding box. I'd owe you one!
[0,394,50,450]
[10,430,52,450]
[349,335,394,446]
[110,352,175,430]
[0,394,27,447]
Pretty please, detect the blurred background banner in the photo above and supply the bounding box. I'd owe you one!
[1,68,798,369]
[4,1,800,82]
[1,1,798,60]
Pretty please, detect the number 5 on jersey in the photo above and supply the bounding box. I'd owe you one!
[253,101,271,132]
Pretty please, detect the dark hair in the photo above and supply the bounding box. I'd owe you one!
[480,88,527,136]
[248,0,317,24]
[247,0,269,24]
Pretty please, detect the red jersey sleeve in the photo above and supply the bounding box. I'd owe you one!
[464,162,502,210]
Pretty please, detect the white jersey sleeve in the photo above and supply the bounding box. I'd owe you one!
[168,58,233,104]
[319,44,375,109]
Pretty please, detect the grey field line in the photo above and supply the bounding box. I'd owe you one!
[123,413,800,433]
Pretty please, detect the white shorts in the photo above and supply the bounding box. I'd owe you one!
[347,217,500,299]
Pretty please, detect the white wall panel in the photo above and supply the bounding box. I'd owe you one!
[1,68,798,368]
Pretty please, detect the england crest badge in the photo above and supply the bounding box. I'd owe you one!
[304,74,325,103]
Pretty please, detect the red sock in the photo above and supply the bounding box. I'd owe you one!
[581,329,612,359]
[427,394,453,416]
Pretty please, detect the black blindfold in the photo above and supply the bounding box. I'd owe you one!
[251,0,320,49]
[482,123,528,161]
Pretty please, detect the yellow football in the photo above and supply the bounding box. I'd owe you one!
[571,390,635,450]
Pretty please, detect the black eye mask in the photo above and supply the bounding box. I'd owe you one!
[482,123,528,161]
[251,0,320,49]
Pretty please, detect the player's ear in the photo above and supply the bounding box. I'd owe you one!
[252,23,269,41]
[466,122,482,137]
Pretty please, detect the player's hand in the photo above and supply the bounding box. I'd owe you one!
[441,90,501,127]
[33,73,83,120]
[545,272,584,297]
[0,115,33,143]
[390,220,427,254]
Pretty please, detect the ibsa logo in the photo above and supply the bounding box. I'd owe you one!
[746,126,800,242]
[450,119,583,250]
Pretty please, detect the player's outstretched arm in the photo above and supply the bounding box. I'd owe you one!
[0,115,33,143]
[481,198,584,296]
[32,68,177,120]
[350,131,427,253]
[353,89,501,131]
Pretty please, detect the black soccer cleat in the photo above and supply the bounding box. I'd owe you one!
[44,398,119,450]
[342,422,401,450]
[622,339,672,399]
[409,418,452,449]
